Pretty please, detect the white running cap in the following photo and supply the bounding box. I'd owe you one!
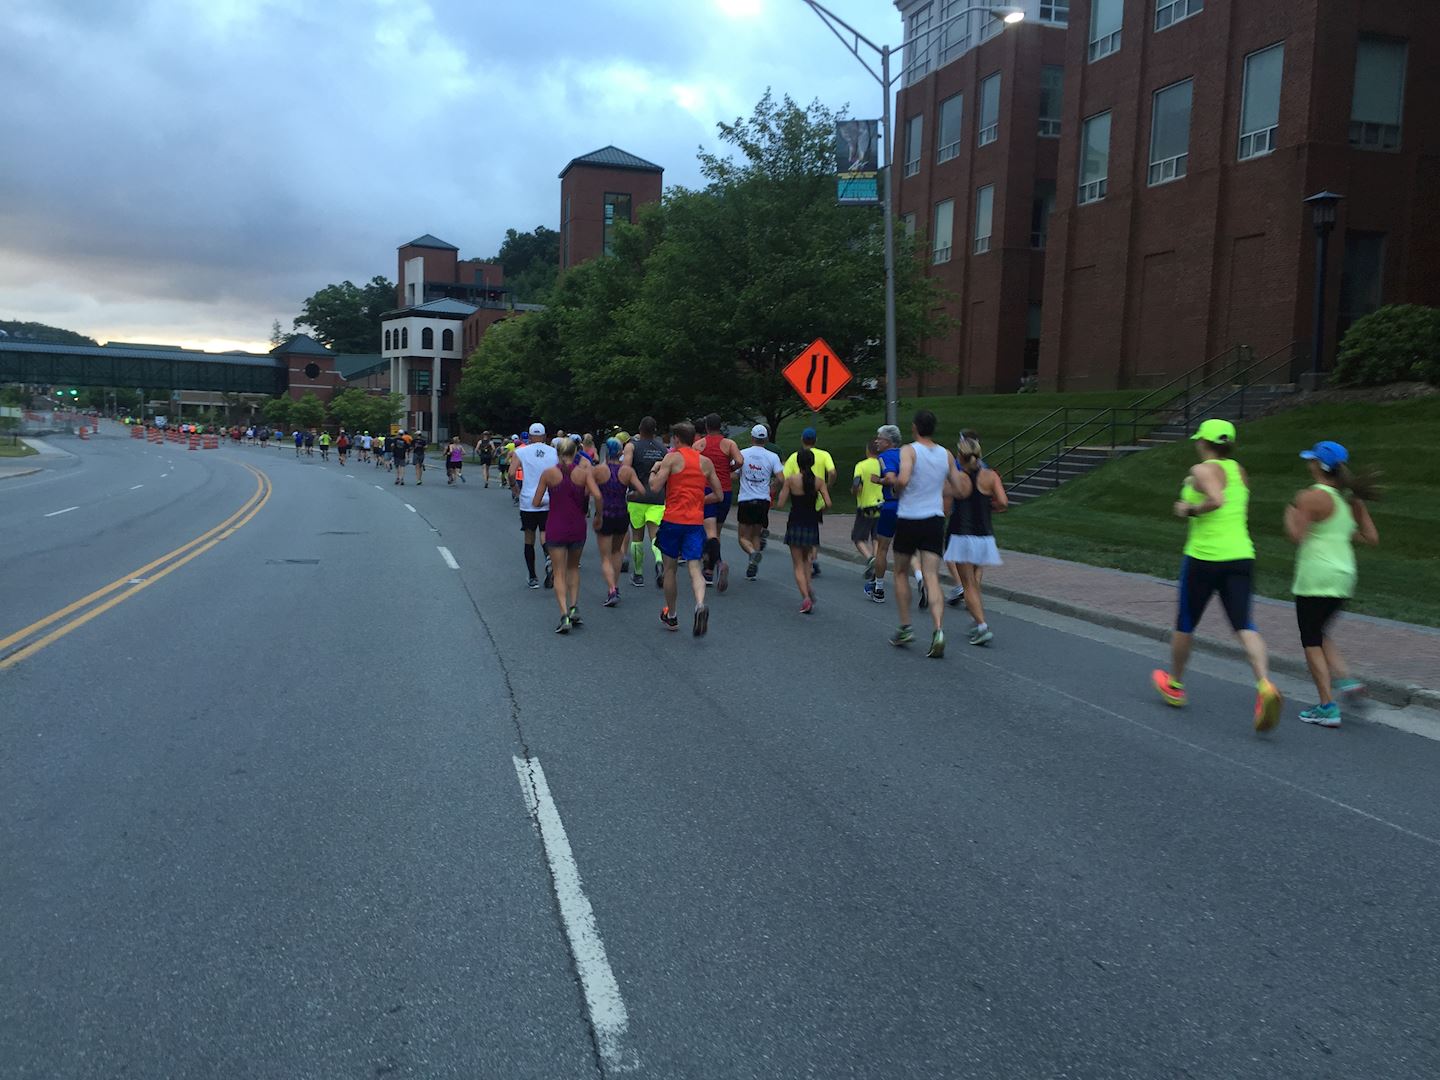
[528,422,545,437]
[751,424,768,440]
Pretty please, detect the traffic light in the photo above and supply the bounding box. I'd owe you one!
[69,389,79,397]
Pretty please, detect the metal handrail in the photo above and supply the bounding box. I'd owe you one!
[1127,344,1248,412]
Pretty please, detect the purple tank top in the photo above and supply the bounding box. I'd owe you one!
[546,462,588,544]
[600,463,627,519]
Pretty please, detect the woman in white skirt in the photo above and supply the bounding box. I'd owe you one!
[944,436,1008,645]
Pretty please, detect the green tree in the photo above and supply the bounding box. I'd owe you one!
[269,319,292,349]
[292,276,396,353]
[290,391,326,431]
[362,392,406,434]
[1,386,35,408]
[494,226,560,304]
[1334,305,1440,387]
[326,387,373,433]
[0,320,97,346]
[262,396,292,430]
[456,313,566,432]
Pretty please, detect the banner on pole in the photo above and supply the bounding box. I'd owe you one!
[835,119,882,206]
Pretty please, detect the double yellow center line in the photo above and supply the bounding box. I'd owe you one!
[0,464,272,670]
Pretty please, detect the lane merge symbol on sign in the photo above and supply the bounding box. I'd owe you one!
[782,338,853,412]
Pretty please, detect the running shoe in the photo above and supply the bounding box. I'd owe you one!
[864,580,874,597]
[1299,702,1342,728]
[528,576,540,590]
[927,630,945,659]
[871,585,886,603]
[917,580,929,610]
[660,606,679,631]
[555,616,571,635]
[968,626,993,647]
[1151,669,1187,707]
[632,572,644,588]
[703,569,714,587]
[799,598,813,615]
[717,561,729,593]
[812,560,821,577]
[543,567,554,590]
[693,604,709,637]
[889,625,914,648]
[745,558,758,581]
[1334,677,1366,698]
[946,585,965,607]
[568,606,583,627]
[1254,680,1284,733]
[604,589,620,608]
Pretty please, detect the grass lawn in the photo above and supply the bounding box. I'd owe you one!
[787,390,1135,515]
[0,441,38,458]
[998,396,1440,627]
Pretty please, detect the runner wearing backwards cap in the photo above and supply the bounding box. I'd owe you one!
[514,422,559,589]
[1284,439,1381,728]
[1152,419,1283,732]
[646,421,723,636]
[735,424,785,580]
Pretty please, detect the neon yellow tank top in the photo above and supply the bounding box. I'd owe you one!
[1182,458,1254,561]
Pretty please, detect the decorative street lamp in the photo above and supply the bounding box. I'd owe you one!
[1304,190,1344,380]
[801,2,1026,427]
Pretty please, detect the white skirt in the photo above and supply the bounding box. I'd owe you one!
[944,534,1002,566]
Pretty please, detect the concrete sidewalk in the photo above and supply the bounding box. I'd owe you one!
[735,509,1440,709]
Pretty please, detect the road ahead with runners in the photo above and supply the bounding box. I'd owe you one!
[3,427,1439,1079]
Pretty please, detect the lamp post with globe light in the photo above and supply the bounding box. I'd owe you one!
[802,2,1025,427]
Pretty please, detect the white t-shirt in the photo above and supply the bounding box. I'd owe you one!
[360,435,372,449]
[737,445,784,502]
[897,442,951,520]
[517,442,559,508]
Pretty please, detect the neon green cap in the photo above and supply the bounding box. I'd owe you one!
[1192,418,1237,444]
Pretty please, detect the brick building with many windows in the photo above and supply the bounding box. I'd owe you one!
[558,146,664,271]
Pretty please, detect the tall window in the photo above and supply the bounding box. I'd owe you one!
[1039,0,1068,24]
[933,199,955,264]
[1239,43,1284,160]
[384,329,391,351]
[441,328,454,351]
[1078,111,1111,205]
[421,326,434,350]
[1338,232,1386,332]
[1039,65,1064,137]
[1350,37,1406,151]
[905,2,934,84]
[400,327,409,349]
[901,212,917,239]
[1031,179,1056,249]
[978,73,1000,147]
[938,94,964,163]
[939,0,972,64]
[1156,0,1202,32]
[1089,0,1122,61]
[974,185,995,254]
[904,114,923,177]
[603,192,632,256]
[1149,79,1193,186]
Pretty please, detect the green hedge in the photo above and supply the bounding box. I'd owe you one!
[1333,304,1440,386]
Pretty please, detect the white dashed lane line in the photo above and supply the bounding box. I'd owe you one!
[437,546,459,570]
[43,506,80,518]
[404,503,416,513]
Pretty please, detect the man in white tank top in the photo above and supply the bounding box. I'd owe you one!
[889,409,961,658]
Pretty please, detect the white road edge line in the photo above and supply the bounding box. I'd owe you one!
[374,484,384,490]
[44,506,79,517]
[437,546,459,570]
[130,484,144,490]
[404,503,416,513]
[512,755,637,1073]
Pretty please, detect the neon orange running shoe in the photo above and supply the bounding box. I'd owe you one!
[1152,669,1187,707]
[1254,679,1283,732]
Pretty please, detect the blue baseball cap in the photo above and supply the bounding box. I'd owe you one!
[801,427,817,441]
[1300,440,1348,470]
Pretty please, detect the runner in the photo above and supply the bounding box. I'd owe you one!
[870,424,903,603]
[478,435,495,487]
[304,429,315,456]
[697,413,743,591]
[514,422,558,589]
[774,448,831,613]
[945,435,1007,646]
[736,424,784,580]
[391,429,408,484]
[783,427,837,579]
[1284,440,1381,728]
[944,427,982,607]
[623,415,668,589]
[532,438,592,632]
[646,421,723,635]
[1151,419,1283,731]
[412,430,427,484]
[336,429,349,466]
[887,410,954,658]
[293,428,303,458]
[588,438,645,607]
[851,438,883,578]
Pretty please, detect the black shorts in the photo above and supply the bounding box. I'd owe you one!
[1176,557,1255,634]
[892,515,945,556]
[598,516,629,536]
[736,499,770,528]
[1295,595,1346,648]
[851,507,880,543]
[520,509,549,533]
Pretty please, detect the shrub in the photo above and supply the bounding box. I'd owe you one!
[1333,304,1440,387]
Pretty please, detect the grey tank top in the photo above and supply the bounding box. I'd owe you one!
[629,438,668,504]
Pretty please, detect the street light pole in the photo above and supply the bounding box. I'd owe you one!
[1304,191,1344,381]
[801,2,1025,428]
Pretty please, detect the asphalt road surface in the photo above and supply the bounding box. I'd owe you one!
[3,429,1438,1079]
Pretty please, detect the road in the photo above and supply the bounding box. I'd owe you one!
[3,428,1438,1079]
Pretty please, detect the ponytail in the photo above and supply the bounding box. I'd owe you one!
[798,448,816,503]
[1328,462,1382,503]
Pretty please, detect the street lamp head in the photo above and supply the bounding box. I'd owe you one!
[1305,190,1344,229]
[999,7,1026,24]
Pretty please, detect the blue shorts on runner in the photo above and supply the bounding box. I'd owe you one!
[876,504,898,539]
[658,521,706,562]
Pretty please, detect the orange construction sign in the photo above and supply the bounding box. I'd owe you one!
[782,338,852,412]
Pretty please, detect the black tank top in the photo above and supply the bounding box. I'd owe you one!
[948,467,994,537]
[789,475,821,526]
[629,438,668,504]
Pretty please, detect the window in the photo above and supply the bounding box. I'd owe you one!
[904,114,923,177]
[384,329,391,351]
[978,73,1000,146]
[1078,111,1111,204]
[603,192,632,256]
[411,368,431,394]
[1239,43,1283,160]
[400,327,408,349]
[974,185,995,254]
[561,195,571,267]
[1039,0,1068,24]
[938,94,964,163]
[441,328,454,351]
[1025,302,1043,373]
[1089,0,1122,61]
[406,283,416,305]
[905,2,934,84]
[1350,37,1406,151]
[901,212,917,240]
[1031,179,1056,248]
[421,326,434,350]
[933,199,955,264]
[1149,79,1193,186]
[1338,231,1386,332]
[1039,65,1064,137]
[939,0,972,64]
[1156,0,1202,32]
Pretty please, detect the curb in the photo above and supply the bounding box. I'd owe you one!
[731,522,1439,712]
[0,467,41,481]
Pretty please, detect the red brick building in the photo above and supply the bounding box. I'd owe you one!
[559,147,664,270]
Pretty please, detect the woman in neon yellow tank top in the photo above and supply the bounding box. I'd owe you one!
[1151,419,1284,732]
[1284,440,1381,728]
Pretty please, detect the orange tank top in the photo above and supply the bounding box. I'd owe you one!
[664,447,706,525]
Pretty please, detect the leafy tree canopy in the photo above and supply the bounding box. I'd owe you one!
[493,226,559,305]
[292,276,395,353]
[0,320,97,346]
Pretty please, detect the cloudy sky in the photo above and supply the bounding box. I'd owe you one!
[1,0,898,352]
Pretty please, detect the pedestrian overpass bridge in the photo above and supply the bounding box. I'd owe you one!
[0,340,285,395]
